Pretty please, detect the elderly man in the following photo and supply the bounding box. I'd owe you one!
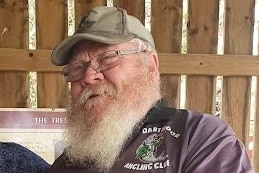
[47,6,254,173]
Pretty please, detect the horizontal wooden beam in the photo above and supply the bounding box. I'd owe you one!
[159,53,259,76]
[0,48,259,76]
[0,48,62,72]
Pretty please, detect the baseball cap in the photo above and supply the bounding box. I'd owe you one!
[51,6,155,66]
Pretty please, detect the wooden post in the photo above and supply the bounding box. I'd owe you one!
[36,0,68,108]
[186,0,219,113]
[151,0,183,108]
[223,0,255,145]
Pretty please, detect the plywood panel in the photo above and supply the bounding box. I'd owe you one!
[222,0,254,144]
[74,0,107,28]
[151,0,183,108]
[186,0,218,113]
[36,0,67,108]
[0,0,29,107]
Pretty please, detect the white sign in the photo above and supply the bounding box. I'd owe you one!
[0,108,66,164]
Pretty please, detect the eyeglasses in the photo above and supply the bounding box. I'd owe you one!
[63,50,146,82]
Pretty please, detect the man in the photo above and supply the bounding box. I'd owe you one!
[48,6,254,173]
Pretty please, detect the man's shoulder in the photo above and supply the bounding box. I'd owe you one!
[184,110,235,135]
[149,99,228,129]
[146,104,188,124]
[148,104,235,137]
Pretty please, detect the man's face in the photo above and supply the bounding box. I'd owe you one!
[64,40,161,171]
[69,40,145,116]
[70,40,142,96]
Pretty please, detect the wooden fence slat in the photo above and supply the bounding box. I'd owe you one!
[159,53,259,76]
[0,0,28,48]
[186,0,219,113]
[222,0,255,144]
[0,48,60,72]
[36,0,68,108]
[0,0,29,108]
[151,0,183,108]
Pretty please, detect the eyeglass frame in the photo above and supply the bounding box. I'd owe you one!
[62,49,147,82]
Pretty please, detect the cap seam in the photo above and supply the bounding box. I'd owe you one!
[119,7,126,35]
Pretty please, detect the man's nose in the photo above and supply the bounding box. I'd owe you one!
[80,65,104,85]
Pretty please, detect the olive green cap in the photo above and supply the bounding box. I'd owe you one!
[51,6,155,66]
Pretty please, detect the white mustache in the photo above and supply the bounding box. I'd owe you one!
[79,83,117,104]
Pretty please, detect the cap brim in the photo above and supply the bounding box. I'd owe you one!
[51,33,134,66]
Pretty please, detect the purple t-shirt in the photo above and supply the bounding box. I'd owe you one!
[48,100,254,173]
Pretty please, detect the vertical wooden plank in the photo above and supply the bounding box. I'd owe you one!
[253,80,259,172]
[74,0,107,28]
[151,0,183,108]
[186,0,218,113]
[36,0,68,108]
[223,0,254,144]
[0,0,29,107]
[36,0,67,49]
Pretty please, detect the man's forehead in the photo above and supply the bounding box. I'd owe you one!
[71,41,110,58]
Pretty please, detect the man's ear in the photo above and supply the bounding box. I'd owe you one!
[148,52,159,78]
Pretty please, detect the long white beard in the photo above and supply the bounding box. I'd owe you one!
[64,68,161,172]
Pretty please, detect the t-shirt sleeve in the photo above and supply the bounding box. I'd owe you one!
[181,111,254,173]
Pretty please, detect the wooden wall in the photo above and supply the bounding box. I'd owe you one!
[0,0,258,170]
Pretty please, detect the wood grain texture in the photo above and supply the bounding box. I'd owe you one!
[151,0,183,108]
[0,48,60,72]
[186,0,219,113]
[222,0,255,144]
[36,0,67,49]
[159,53,259,76]
[36,0,67,108]
[0,0,29,108]
[0,0,27,48]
